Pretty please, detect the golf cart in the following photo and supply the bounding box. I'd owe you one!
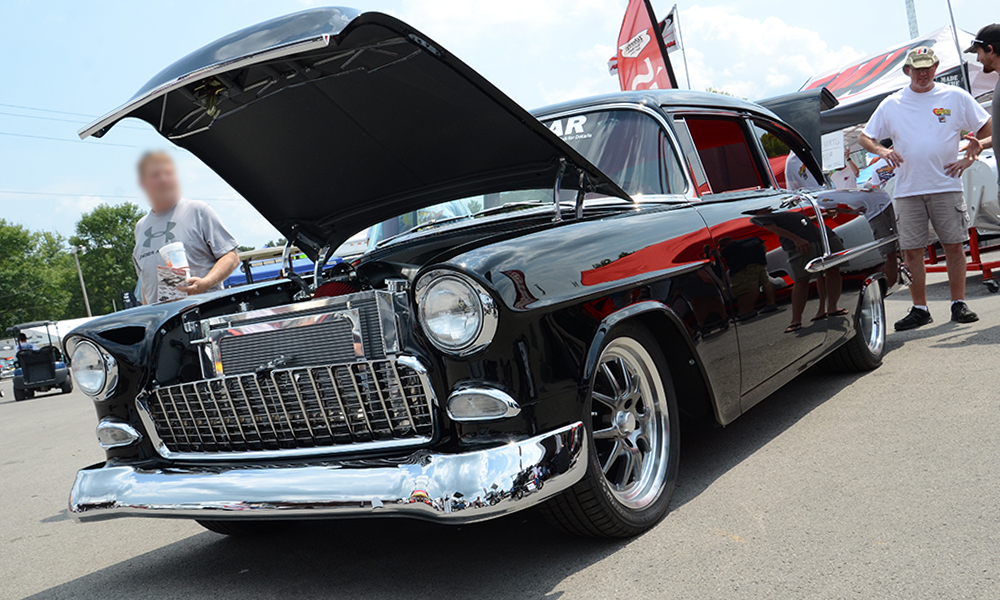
[7,321,72,401]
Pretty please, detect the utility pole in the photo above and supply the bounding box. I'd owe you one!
[905,0,919,39]
[946,0,971,93]
[70,246,93,318]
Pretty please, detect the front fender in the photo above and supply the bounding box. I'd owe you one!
[580,300,723,423]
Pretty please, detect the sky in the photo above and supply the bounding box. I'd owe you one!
[0,0,988,248]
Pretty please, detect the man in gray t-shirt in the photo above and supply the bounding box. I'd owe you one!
[965,25,1000,186]
[132,151,239,304]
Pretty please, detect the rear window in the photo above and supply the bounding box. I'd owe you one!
[542,110,687,197]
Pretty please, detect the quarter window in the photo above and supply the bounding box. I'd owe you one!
[682,117,766,195]
[750,120,824,191]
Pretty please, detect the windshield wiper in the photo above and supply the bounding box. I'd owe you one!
[375,201,554,248]
[375,214,473,248]
[467,201,549,218]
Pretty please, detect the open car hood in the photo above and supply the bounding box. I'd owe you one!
[80,8,629,259]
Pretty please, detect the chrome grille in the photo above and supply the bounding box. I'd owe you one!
[142,359,434,456]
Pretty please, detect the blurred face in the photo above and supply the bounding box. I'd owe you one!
[974,46,998,74]
[139,157,180,213]
[906,64,938,93]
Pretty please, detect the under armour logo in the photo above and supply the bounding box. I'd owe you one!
[143,221,176,248]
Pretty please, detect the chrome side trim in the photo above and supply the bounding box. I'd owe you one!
[447,388,522,421]
[69,422,587,524]
[806,234,899,274]
[78,36,332,139]
[798,192,833,257]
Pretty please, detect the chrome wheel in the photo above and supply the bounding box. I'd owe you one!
[859,281,885,356]
[591,337,671,510]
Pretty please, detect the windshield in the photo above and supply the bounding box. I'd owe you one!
[367,189,559,250]
[542,109,688,197]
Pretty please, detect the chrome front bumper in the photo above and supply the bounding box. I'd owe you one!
[69,422,587,524]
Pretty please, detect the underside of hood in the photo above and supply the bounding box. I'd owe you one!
[81,8,628,259]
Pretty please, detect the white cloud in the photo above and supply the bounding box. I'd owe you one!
[679,5,865,99]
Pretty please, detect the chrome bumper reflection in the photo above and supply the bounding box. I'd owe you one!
[69,422,587,524]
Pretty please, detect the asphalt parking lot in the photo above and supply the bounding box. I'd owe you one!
[2,272,998,600]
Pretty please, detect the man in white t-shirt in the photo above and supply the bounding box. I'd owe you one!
[784,151,823,190]
[859,47,992,330]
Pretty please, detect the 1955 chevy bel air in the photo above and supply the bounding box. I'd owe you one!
[66,7,897,537]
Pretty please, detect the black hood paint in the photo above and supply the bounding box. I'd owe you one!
[80,8,628,260]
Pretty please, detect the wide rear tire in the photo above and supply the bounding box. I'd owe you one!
[541,322,680,538]
[824,280,886,372]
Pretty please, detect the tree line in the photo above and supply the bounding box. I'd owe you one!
[0,203,144,331]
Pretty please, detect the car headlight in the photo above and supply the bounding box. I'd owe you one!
[70,340,117,399]
[415,270,498,355]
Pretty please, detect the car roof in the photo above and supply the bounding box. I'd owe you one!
[532,90,781,121]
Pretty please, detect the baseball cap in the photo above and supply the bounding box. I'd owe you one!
[965,24,1000,53]
[904,46,939,69]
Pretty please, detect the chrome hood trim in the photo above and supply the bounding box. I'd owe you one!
[69,422,586,524]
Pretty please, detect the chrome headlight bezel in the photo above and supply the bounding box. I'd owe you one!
[414,270,498,356]
[68,339,118,400]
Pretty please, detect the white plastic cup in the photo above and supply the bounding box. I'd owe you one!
[159,242,189,269]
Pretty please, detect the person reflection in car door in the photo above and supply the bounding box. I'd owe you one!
[749,205,845,333]
[719,236,777,320]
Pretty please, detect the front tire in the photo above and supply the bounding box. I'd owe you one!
[61,379,73,394]
[824,280,886,372]
[196,520,289,536]
[541,322,680,538]
[13,387,25,402]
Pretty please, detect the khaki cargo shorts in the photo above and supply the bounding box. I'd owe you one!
[895,191,970,250]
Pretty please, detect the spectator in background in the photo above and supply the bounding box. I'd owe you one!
[830,146,860,189]
[964,25,999,205]
[864,138,899,190]
[16,333,37,352]
[859,47,992,330]
[132,151,239,304]
[784,151,823,190]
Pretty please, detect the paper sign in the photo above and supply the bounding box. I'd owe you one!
[822,131,845,171]
[156,266,189,303]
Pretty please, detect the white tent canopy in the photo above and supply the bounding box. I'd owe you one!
[804,26,998,134]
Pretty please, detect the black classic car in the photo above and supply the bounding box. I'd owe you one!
[67,8,897,537]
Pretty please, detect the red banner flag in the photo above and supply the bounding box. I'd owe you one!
[615,0,677,91]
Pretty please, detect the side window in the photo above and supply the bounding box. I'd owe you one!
[682,117,766,195]
[750,120,823,191]
[544,110,688,197]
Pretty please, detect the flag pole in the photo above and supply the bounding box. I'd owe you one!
[672,4,693,90]
[645,0,679,88]
[945,0,971,93]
